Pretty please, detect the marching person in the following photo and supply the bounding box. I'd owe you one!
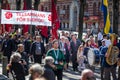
[97,29,103,47]
[83,38,92,61]
[46,39,66,80]
[16,44,29,65]
[118,54,120,80]
[8,52,26,80]
[89,35,98,48]
[70,34,81,71]
[99,39,108,80]
[43,56,56,80]
[29,63,44,80]
[103,33,118,80]
[24,32,32,58]
[45,37,53,52]
[64,37,70,69]
[16,44,29,75]
[59,36,68,70]
[83,38,95,70]
[77,44,85,72]
[30,36,45,64]
[81,69,96,80]
[117,40,120,80]
[1,34,14,61]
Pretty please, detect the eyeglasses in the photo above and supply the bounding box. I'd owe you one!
[87,76,96,80]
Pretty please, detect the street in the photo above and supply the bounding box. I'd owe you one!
[0,63,101,80]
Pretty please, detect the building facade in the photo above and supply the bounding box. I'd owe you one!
[0,0,120,35]
[108,0,120,35]
[39,0,103,34]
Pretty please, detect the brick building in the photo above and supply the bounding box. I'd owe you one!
[108,0,120,35]
[39,0,103,34]
[1,0,120,34]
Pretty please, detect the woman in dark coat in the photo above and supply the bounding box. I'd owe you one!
[8,52,25,80]
[43,56,56,80]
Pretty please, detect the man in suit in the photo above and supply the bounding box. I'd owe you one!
[30,36,45,64]
[70,34,81,71]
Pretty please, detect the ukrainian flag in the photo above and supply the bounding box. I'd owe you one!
[102,0,112,34]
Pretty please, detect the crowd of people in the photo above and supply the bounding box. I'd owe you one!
[0,29,120,80]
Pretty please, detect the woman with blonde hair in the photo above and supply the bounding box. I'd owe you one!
[77,44,86,72]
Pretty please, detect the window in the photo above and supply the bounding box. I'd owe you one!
[45,7,47,11]
[63,5,65,10]
[67,23,69,28]
[93,3,97,15]
[84,3,88,12]
[63,22,65,28]
[67,5,69,10]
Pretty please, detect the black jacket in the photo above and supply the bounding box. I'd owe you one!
[1,39,14,56]
[11,62,25,80]
[43,64,56,80]
[30,41,45,56]
[24,39,31,55]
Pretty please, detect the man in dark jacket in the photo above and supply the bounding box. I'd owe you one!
[30,36,45,64]
[70,34,81,71]
[1,34,14,61]
[43,56,56,80]
[24,32,31,57]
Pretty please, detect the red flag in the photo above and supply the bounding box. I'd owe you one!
[2,0,12,33]
[23,0,29,33]
[37,4,48,38]
[51,0,60,39]
[37,26,48,38]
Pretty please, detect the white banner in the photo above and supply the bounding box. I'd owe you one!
[1,10,52,26]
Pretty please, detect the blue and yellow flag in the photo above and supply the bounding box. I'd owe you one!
[102,0,112,34]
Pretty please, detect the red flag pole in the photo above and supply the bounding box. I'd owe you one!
[51,0,60,40]
[23,0,29,34]
[37,3,48,38]
[1,0,12,33]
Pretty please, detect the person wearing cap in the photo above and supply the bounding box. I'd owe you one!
[42,56,56,80]
[99,39,108,80]
[102,34,111,48]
